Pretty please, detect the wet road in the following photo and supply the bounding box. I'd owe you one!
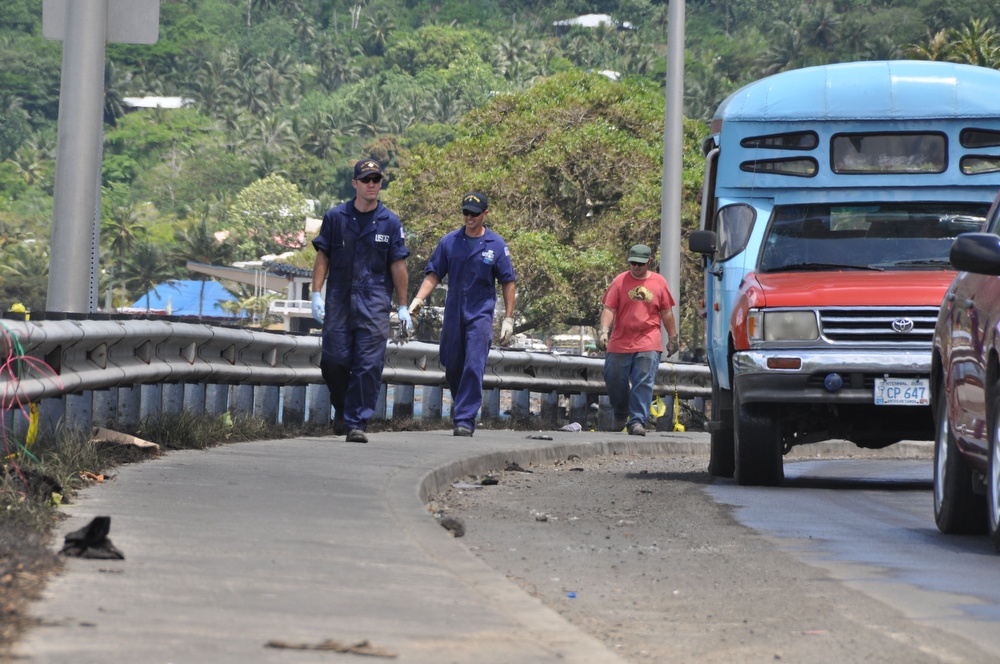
[708,458,1000,658]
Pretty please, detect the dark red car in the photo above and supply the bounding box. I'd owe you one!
[932,193,1000,552]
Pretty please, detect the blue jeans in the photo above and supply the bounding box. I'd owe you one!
[603,351,660,429]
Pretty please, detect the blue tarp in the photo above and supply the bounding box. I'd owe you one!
[127,280,239,317]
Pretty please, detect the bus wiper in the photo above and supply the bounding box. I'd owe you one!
[768,262,885,272]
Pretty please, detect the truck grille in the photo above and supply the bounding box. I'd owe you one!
[819,306,939,344]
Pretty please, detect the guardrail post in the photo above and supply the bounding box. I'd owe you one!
[65,392,92,432]
[0,408,28,444]
[254,385,279,424]
[231,384,254,416]
[117,385,141,430]
[597,395,613,431]
[162,384,184,415]
[140,384,161,419]
[541,390,559,424]
[569,393,588,424]
[183,384,206,416]
[392,384,414,420]
[92,389,116,428]
[512,389,531,419]
[655,395,673,431]
[373,384,387,421]
[283,385,306,425]
[39,396,64,438]
[205,384,229,415]
[423,386,443,421]
[307,384,330,425]
[481,387,500,420]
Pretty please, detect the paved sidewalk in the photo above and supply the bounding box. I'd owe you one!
[15,428,718,664]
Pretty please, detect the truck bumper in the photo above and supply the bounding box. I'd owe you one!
[732,349,930,405]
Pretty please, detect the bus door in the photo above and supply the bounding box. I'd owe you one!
[702,198,768,389]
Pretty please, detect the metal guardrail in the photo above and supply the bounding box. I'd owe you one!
[0,318,710,402]
[0,317,710,439]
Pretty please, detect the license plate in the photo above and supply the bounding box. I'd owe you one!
[874,377,929,406]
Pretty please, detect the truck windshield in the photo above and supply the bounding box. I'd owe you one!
[758,203,988,273]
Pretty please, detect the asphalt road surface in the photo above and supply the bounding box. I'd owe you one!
[436,449,1000,663]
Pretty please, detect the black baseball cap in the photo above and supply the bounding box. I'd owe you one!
[462,192,488,214]
[354,158,383,179]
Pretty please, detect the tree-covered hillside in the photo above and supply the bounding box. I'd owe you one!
[2,0,999,340]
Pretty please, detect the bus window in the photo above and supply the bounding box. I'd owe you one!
[960,155,1000,175]
[740,157,817,177]
[715,204,756,261]
[960,128,1000,148]
[741,131,818,150]
[831,132,946,174]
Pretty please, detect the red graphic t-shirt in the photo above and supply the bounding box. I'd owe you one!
[602,271,675,353]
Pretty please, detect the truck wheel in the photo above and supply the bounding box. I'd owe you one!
[708,382,735,478]
[934,395,985,534]
[733,385,783,486]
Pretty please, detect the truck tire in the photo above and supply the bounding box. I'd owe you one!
[733,385,783,486]
[708,381,735,478]
[934,395,985,534]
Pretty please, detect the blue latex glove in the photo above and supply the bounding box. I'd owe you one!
[311,292,325,324]
[397,305,412,337]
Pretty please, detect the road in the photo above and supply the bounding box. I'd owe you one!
[440,448,1000,663]
[712,458,1000,655]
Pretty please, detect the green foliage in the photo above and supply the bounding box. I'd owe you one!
[384,25,491,75]
[0,0,998,323]
[227,174,309,260]
[390,70,705,332]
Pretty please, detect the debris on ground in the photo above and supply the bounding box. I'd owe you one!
[60,516,124,560]
[265,638,397,657]
[90,428,160,455]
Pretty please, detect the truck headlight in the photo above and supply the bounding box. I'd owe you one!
[749,310,819,342]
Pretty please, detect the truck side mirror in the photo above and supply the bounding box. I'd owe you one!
[689,230,717,255]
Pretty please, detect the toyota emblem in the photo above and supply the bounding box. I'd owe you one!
[892,318,914,333]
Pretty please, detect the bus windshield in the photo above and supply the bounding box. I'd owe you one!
[758,203,988,273]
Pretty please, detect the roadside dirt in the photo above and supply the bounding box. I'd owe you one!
[433,451,991,663]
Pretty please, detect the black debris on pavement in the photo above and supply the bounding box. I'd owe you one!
[60,516,124,560]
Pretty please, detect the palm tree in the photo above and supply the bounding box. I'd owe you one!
[172,216,235,318]
[347,88,391,137]
[363,10,395,57]
[947,19,1000,68]
[906,29,952,61]
[0,242,49,312]
[252,114,297,154]
[101,202,147,265]
[121,242,177,312]
[298,111,342,160]
[103,61,132,126]
[9,141,50,188]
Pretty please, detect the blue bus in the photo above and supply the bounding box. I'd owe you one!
[689,60,1000,485]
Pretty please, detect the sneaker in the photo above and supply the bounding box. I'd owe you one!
[627,422,646,436]
[346,429,368,443]
[453,426,474,437]
[332,417,346,436]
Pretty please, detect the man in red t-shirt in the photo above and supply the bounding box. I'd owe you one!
[596,244,679,435]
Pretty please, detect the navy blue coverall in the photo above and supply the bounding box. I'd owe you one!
[312,200,409,430]
[425,228,516,431]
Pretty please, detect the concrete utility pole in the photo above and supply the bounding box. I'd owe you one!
[660,0,685,336]
[42,0,159,313]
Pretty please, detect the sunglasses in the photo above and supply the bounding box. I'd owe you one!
[357,175,382,184]
[629,261,647,266]
[462,210,482,217]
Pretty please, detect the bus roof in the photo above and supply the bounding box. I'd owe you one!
[715,60,1000,123]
